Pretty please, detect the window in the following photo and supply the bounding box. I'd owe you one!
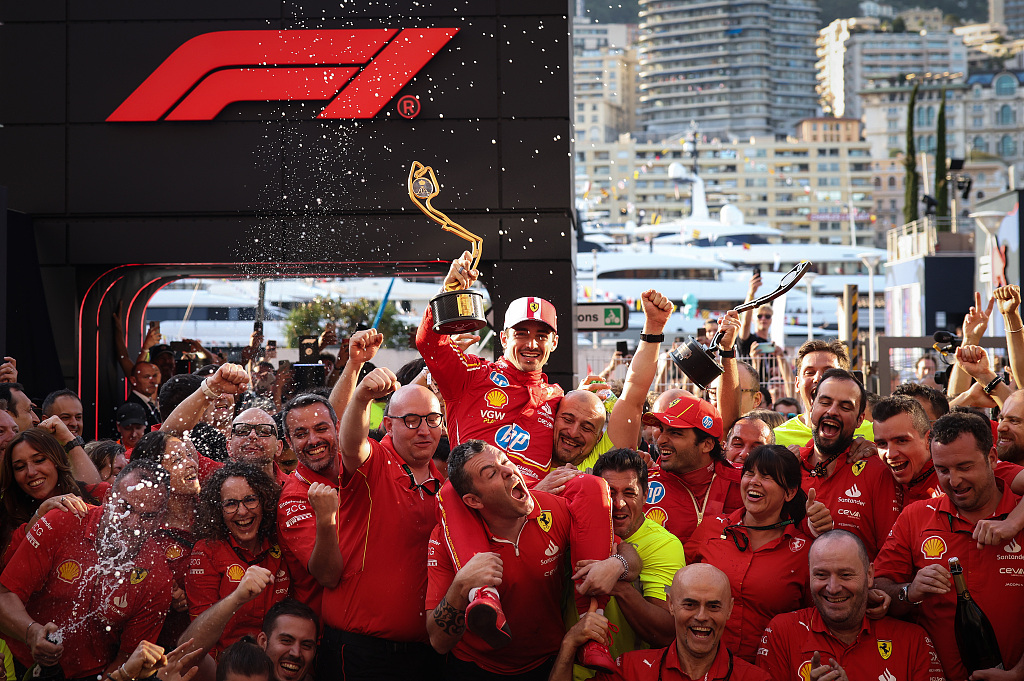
[999,134,1017,157]
[997,104,1016,126]
[874,177,881,187]
[996,74,1017,96]
[973,136,988,153]
[888,177,896,188]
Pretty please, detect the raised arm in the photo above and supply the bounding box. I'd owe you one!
[607,290,674,449]
[328,329,383,428]
[738,271,761,340]
[160,364,249,436]
[995,285,1024,389]
[427,552,503,654]
[37,416,101,485]
[179,565,272,658]
[714,310,743,433]
[339,367,399,476]
[954,345,1011,408]
[948,292,994,399]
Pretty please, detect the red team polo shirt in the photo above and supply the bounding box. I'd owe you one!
[873,482,1024,680]
[643,460,743,543]
[417,308,563,484]
[686,509,812,663]
[321,436,442,641]
[426,489,573,674]
[277,460,339,617]
[797,445,901,559]
[0,506,173,678]
[185,535,291,656]
[598,643,770,681]
[757,607,942,681]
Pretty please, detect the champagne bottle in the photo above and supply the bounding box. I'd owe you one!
[949,557,1003,672]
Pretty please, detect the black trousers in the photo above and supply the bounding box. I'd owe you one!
[444,655,555,681]
[319,628,445,681]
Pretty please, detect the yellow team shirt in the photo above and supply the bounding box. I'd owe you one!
[772,415,874,447]
[565,517,686,681]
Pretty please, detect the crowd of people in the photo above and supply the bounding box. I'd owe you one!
[1,253,1024,681]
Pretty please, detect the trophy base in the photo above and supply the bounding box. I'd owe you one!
[669,338,723,390]
[431,289,487,334]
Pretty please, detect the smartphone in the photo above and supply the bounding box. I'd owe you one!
[753,266,761,277]
[616,340,629,355]
[266,339,278,360]
[758,342,775,353]
[267,340,277,350]
[254,320,263,334]
[696,328,708,342]
[169,341,190,352]
[298,336,319,362]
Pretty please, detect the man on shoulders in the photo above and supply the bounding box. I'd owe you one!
[551,564,769,681]
[757,530,941,681]
[874,411,1024,680]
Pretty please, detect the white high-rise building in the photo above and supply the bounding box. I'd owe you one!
[636,0,820,140]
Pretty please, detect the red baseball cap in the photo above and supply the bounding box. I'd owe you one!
[504,297,557,332]
[642,394,723,439]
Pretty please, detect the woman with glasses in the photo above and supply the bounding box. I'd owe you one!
[183,461,290,660]
[684,445,829,663]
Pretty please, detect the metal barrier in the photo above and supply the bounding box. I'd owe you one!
[876,336,1009,396]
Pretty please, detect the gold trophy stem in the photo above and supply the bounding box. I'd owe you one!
[408,161,483,290]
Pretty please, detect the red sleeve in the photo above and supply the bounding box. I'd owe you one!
[995,461,1024,489]
[909,631,944,681]
[755,614,794,680]
[0,510,76,600]
[415,306,476,402]
[277,493,317,569]
[425,525,456,611]
[185,541,224,619]
[197,456,224,485]
[867,467,902,559]
[871,507,915,584]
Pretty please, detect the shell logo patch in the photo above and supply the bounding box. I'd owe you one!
[166,544,184,560]
[270,544,281,559]
[798,661,813,681]
[878,640,892,659]
[537,511,552,532]
[485,389,509,409]
[226,564,246,582]
[130,568,149,585]
[921,535,947,560]
[645,507,668,527]
[852,461,866,476]
[57,559,82,583]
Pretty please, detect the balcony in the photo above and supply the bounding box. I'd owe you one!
[886,217,973,263]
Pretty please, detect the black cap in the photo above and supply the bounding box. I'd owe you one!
[116,402,147,427]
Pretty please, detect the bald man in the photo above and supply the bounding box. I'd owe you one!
[552,564,769,681]
[227,407,289,483]
[314,367,446,681]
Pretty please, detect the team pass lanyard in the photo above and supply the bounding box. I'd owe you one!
[684,473,718,525]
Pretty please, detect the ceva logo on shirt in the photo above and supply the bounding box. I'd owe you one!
[496,424,530,452]
[646,481,666,504]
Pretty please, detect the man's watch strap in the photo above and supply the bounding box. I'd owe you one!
[984,375,1006,394]
[639,333,665,343]
[64,436,85,452]
[718,348,736,358]
[898,584,923,605]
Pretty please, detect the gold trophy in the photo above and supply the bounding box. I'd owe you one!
[408,161,487,334]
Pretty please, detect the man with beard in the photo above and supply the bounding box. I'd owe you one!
[550,564,769,681]
[641,392,743,544]
[874,411,1024,680]
[0,460,173,679]
[310,366,446,681]
[997,390,1024,464]
[276,330,381,619]
[757,531,941,681]
[798,368,900,559]
[257,599,318,681]
[773,340,873,447]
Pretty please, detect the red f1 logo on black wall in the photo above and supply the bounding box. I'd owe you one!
[107,28,458,121]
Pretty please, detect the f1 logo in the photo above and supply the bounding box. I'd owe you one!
[107,28,458,121]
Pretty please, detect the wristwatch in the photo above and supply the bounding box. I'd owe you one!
[897,584,923,605]
[63,436,85,452]
[639,333,665,343]
[983,374,1006,395]
[718,347,736,358]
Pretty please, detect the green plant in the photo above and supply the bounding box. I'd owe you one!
[284,297,415,348]
[903,82,920,225]
[935,90,949,222]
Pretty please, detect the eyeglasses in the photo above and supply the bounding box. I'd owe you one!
[402,464,441,496]
[388,412,443,429]
[222,495,260,515]
[231,423,277,438]
[757,314,773,319]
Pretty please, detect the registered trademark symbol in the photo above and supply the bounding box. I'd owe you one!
[397,95,420,119]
